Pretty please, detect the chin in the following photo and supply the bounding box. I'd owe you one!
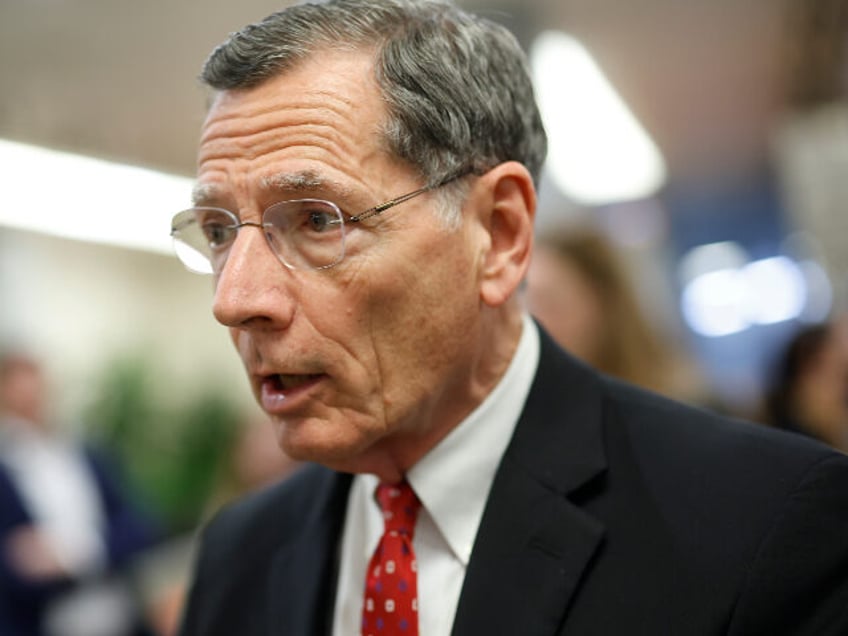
[273,410,395,472]
[279,426,374,466]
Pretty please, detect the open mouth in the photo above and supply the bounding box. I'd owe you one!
[260,373,323,412]
[268,373,321,391]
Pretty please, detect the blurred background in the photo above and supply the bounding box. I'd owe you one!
[0,0,846,632]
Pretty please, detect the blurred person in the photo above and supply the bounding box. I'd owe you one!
[762,319,848,452]
[217,413,303,505]
[0,352,160,636]
[145,414,301,636]
[525,227,700,399]
[172,1,848,634]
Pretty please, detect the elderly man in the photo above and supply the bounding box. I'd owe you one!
[174,1,848,634]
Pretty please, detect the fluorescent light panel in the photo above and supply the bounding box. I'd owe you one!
[531,31,667,205]
[0,139,193,254]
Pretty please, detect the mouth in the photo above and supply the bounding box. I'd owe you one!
[259,373,324,413]
[270,373,320,390]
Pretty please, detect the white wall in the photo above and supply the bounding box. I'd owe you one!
[0,228,255,421]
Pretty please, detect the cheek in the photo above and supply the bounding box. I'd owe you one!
[368,245,479,372]
[230,329,251,363]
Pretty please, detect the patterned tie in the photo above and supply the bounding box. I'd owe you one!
[362,480,421,635]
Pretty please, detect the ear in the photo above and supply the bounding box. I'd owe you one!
[475,161,536,307]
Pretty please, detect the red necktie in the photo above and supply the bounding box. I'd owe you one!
[362,481,421,635]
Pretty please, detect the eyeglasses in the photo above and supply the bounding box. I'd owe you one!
[170,171,470,275]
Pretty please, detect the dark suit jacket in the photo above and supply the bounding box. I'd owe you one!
[180,330,848,635]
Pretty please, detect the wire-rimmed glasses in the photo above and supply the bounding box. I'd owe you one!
[170,171,470,274]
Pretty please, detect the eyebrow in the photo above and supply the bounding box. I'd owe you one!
[261,170,354,199]
[191,170,356,207]
[191,182,220,207]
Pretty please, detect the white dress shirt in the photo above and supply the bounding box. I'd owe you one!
[332,314,540,636]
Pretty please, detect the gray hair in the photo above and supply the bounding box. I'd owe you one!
[200,0,547,225]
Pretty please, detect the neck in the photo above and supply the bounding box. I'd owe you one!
[354,304,525,482]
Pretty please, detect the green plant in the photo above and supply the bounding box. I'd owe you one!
[85,355,242,534]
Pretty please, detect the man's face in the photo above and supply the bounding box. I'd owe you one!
[196,50,488,476]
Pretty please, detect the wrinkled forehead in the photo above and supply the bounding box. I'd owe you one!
[193,49,393,204]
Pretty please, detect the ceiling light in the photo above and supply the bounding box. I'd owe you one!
[530,31,667,206]
[0,139,193,255]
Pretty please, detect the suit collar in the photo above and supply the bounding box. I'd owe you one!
[452,328,608,635]
[408,313,540,567]
[267,468,352,636]
[511,326,608,495]
[263,330,608,636]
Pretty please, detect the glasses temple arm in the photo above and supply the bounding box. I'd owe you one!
[347,169,474,223]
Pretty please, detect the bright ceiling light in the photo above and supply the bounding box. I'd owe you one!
[797,260,832,323]
[530,31,667,206]
[678,241,822,337]
[681,268,749,338]
[678,241,749,284]
[0,138,193,254]
[741,257,806,325]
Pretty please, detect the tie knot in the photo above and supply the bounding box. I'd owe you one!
[376,481,420,536]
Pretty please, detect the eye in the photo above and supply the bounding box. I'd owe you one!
[201,221,234,247]
[263,200,342,239]
[305,209,337,233]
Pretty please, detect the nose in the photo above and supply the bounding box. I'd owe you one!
[212,225,297,330]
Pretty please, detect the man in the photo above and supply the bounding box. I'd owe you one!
[175,1,848,634]
[0,353,159,635]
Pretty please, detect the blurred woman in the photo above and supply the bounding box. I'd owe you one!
[525,227,699,400]
[762,319,848,452]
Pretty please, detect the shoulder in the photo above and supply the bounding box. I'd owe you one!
[197,463,345,564]
[597,374,848,570]
[600,374,842,486]
[531,328,842,494]
[532,333,848,560]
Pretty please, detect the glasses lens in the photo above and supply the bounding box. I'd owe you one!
[263,200,345,270]
[171,208,237,274]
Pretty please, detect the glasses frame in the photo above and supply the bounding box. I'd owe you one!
[171,169,473,274]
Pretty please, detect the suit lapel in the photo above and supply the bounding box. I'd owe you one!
[452,329,608,635]
[267,469,353,636]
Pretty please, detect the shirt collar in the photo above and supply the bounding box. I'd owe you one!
[406,314,540,564]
